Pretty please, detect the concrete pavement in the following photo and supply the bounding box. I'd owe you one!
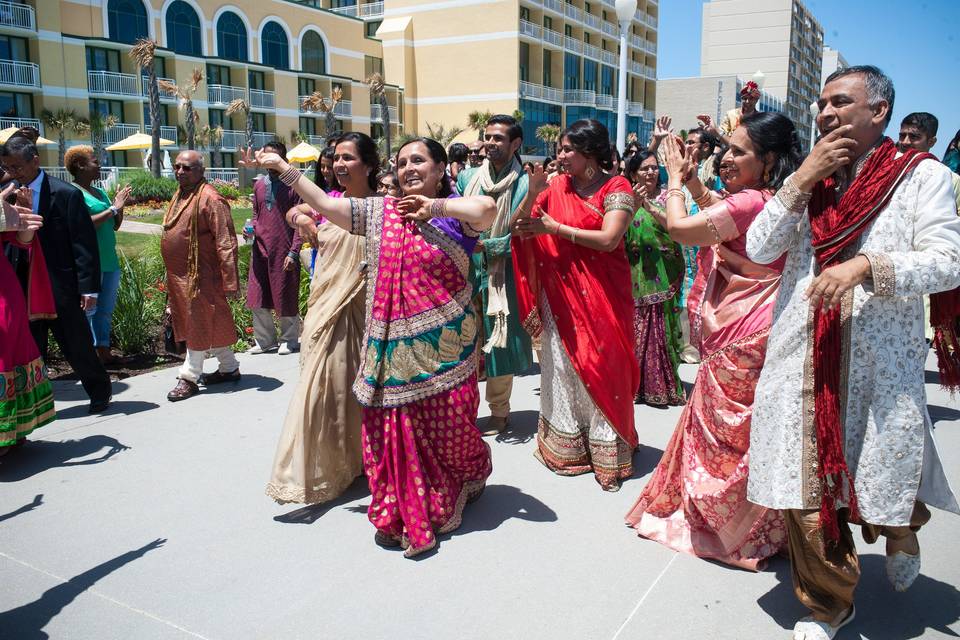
[1,351,959,639]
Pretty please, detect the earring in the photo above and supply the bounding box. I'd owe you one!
[585,165,596,180]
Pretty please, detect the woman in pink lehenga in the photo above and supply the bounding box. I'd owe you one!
[625,112,802,570]
[252,138,497,558]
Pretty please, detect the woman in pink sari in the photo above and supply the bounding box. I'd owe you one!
[251,138,497,558]
[1,187,56,455]
[625,112,802,570]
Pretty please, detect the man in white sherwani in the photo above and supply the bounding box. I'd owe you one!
[745,65,960,640]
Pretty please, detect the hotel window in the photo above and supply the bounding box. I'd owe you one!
[0,36,29,62]
[251,112,266,132]
[583,60,597,92]
[107,0,148,45]
[564,52,580,90]
[298,77,315,97]
[248,70,265,91]
[519,43,529,82]
[216,11,247,62]
[301,30,326,75]
[520,7,530,21]
[206,64,230,86]
[544,16,553,31]
[209,108,226,128]
[364,55,383,79]
[543,49,553,87]
[261,21,289,69]
[564,24,572,37]
[300,117,316,136]
[365,21,381,37]
[600,65,613,96]
[0,92,32,118]
[165,0,202,56]
[89,99,123,119]
[86,47,120,72]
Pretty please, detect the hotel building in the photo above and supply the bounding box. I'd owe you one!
[0,0,658,168]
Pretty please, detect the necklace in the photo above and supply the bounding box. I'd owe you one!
[573,172,604,197]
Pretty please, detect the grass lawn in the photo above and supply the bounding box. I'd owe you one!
[129,207,252,231]
[115,231,156,259]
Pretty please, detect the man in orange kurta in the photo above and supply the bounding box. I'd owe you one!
[162,150,240,401]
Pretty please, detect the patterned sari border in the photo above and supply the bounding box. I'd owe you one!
[353,349,479,408]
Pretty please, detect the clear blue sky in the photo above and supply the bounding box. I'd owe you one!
[658,0,960,157]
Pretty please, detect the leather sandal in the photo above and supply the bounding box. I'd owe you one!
[201,369,241,385]
[167,379,200,402]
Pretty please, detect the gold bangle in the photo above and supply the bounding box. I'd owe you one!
[571,228,579,244]
[666,192,686,203]
[694,190,713,209]
[279,166,302,187]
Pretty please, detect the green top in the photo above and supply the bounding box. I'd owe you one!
[79,186,119,272]
[624,200,685,306]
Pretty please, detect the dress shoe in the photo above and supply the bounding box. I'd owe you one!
[167,379,199,402]
[201,368,241,385]
[248,343,277,355]
[886,550,921,592]
[482,416,508,437]
[278,342,299,356]
[88,396,112,414]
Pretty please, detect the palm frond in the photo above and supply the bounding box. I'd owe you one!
[365,73,385,97]
[330,86,343,104]
[128,38,155,70]
[188,67,203,93]
[157,79,181,98]
[301,91,326,113]
[225,98,249,117]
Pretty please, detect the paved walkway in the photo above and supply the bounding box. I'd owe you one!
[1,352,959,639]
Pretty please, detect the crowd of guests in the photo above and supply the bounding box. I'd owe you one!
[3,63,960,639]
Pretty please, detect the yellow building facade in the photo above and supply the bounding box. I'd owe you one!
[0,0,657,167]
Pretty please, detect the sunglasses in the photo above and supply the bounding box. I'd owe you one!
[173,164,200,171]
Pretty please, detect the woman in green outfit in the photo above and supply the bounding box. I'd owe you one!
[65,146,131,364]
[624,151,686,406]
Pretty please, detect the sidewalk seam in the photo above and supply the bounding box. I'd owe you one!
[0,550,214,640]
[610,552,678,640]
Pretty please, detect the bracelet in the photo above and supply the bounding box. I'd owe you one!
[665,187,685,200]
[666,192,686,204]
[287,251,299,259]
[570,227,579,244]
[429,198,447,219]
[555,224,562,236]
[278,165,302,187]
[694,191,713,209]
[776,174,813,214]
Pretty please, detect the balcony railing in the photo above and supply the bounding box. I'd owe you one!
[543,28,563,47]
[644,108,655,121]
[519,19,541,39]
[0,116,40,131]
[145,76,177,101]
[370,103,399,122]
[220,129,246,150]
[0,0,35,31]
[519,81,562,104]
[563,36,582,53]
[159,125,177,142]
[249,88,275,110]
[87,70,136,96]
[252,132,276,148]
[644,39,657,55]
[207,84,246,106]
[564,3,581,21]
[583,13,601,30]
[600,49,617,66]
[329,1,383,19]
[564,90,595,106]
[102,123,139,145]
[639,12,658,29]
[583,43,601,61]
[595,94,613,109]
[307,134,326,146]
[333,100,352,118]
[542,0,563,14]
[601,21,617,37]
[627,102,643,117]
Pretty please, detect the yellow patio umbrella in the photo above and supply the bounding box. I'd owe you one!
[287,141,320,164]
[0,127,55,145]
[106,131,175,151]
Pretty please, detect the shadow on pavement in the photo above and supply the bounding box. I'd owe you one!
[493,410,539,445]
[757,553,960,638]
[273,477,369,525]
[0,436,130,482]
[925,369,941,385]
[54,400,160,420]
[626,444,665,485]
[0,538,166,639]
[451,484,558,536]
[201,373,283,395]
[0,494,43,524]
[50,381,129,403]
[929,403,960,426]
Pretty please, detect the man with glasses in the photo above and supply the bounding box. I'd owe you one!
[162,150,241,401]
[467,141,485,168]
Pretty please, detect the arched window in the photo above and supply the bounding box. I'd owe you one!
[301,30,326,75]
[107,0,148,44]
[165,1,202,56]
[216,12,247,62]
[261,21,288,69]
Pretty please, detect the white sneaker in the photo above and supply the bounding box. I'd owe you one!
[792,606,855,640]
[278,343,299,356]
[886,550,921,592]
[248,343,277,355]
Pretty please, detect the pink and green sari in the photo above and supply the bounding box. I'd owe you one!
[349,196,492,557]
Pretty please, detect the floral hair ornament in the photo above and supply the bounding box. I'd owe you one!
[740,81,761,99]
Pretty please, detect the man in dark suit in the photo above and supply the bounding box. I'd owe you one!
[0,137,112,413]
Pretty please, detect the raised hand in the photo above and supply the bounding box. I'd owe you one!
[653,115,673,142]
[15,186,32,209]
[794,124,857,191]
[663,135,692,186]
[396,194,434,221]
[632,182,649,209]
[113,185,133,209]
[237,146,258,169]
[526,162,549,197]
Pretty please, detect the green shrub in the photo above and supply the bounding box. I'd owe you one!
[113,238,166,354]
[210,179,243,200]
[120,170,178,204]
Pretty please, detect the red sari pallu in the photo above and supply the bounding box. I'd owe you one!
[808,138,935,541]
[512,175,639,488]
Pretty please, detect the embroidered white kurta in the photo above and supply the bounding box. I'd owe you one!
[745,159,960,526]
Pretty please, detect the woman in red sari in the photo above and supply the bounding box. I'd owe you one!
[1,185,56,455]
[512,119,639,492]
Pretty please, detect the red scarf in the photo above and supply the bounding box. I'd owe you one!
[808,138,933,541]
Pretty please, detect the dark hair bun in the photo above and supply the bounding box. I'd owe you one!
[560,119,614,171]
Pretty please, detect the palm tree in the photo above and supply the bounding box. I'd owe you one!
[225,97,253,150]
[425,122,465,148]
[158,67,203,151]
[129,39,162,178]
[366,73,392,167]
[84,113,118,165]
[301,87,342,138]
[512,109,525,124]
[535,123,561,157]
[40,108,83,169]
[206,125,224,168]
[466,110,493,140]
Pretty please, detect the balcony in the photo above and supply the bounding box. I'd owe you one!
[644,39,657,55]
[0,115,39,131]
[583,43,601,61]
[333,100,352,118]
[217,130,276,150]
[564,3,581,22]
[249,88,275,110]
[595,94,613,110]
[519,81,563,104]
[252,132,275,148]
[0,0,35,31]
[87,70,137,96]
[102,123,140,146]
[519,19,541,39]
[542,0,563,14]
[143,75,177,102]
[563,36,582,53]
[564,90,595,106]
[307,134,325,146]
[329,1,384,19]
[207,84,246,106]
[370,103,399,122]
[0,59,37,89]
[601,21,617,37]
[543,28,563,48]
[639,12,658,29]
[600,49,617,66]
[584,13,601,31]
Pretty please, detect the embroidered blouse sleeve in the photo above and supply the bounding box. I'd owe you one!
[866,161,960,297]
[704,190,767,243]
[350,197,369,236]
[746,173,811,265]
[602,177,636,215]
